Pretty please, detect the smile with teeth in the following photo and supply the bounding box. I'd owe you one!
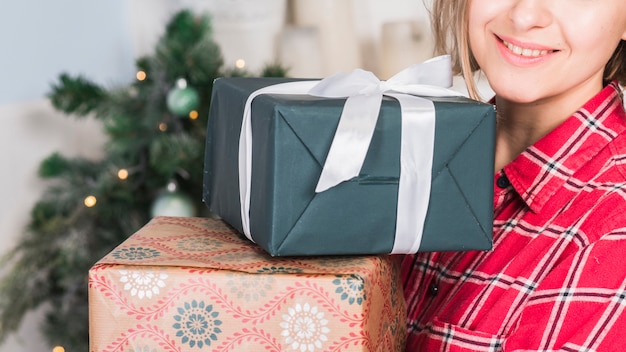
[502,40,554,57]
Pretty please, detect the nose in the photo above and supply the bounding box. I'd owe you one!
[508,0,552,31]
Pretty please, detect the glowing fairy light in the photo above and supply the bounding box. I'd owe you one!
[136,70,147,81]
[84,195,97,208]
[117,168,129,180]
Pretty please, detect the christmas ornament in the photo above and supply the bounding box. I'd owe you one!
[166,78,200,117]
[150,181,196,217]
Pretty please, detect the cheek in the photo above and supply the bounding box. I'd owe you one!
[561,7,626,53]
[467,1,487,36]
[467,7,484,58]
[467,1,501,60]
[564,23,622,68]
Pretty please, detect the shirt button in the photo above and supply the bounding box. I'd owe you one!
[497,175,510,189]
[428,283,439,297]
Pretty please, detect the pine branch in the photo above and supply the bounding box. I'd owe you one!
[0,8,288,350]
[48,74,107,117]
[262,61,291,78]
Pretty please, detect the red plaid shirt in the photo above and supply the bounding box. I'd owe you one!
[402,81,626,351]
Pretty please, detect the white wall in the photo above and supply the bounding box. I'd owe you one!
[0,0,131,350]
[0,101,107,352]
[0,1,135,104]
[0,0,450,350]
[125,0,435,78]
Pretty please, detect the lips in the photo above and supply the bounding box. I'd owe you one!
[499,36,558,58]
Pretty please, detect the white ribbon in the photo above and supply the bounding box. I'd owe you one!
[238,55,462,253]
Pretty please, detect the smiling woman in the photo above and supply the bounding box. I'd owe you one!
[403,0,626,350]
[469,0,626,117]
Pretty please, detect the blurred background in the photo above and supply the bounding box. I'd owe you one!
[0,0,488,350]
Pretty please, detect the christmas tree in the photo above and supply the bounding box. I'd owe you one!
[0,9,287,351]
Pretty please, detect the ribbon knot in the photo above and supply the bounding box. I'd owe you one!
[308,55,459,192]
[377,81,393,94]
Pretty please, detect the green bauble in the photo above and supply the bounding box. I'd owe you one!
[151,186,196,218]
[166,78,200,117]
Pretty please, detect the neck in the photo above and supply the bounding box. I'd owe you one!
[493,79,604,173]
[494,98,578,172]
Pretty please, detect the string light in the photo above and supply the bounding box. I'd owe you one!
[158,123,168,132]
[167,180,178,192]
[136,70,147,81]
[189,110,199,120]
[235,59,246,69]
[52,346,65,352]
[117,168,129,180]
[84,195,97,208]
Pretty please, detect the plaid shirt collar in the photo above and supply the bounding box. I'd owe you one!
[502,81,626,214]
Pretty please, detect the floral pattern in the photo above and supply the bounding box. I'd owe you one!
[314,257,367,269]
[119,269,167,299]
[173,300,222,348]
[280,303,330,351]
[212,251,261,264]
[389,262,400,307]
[176,236,222,252]
[112,247,160,261]
[256,266,304,274]
[90,217,406,352]
[333,274,365,305]
[127,346,157,352]
[226,273,273,302]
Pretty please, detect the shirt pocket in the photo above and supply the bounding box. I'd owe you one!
[415,317,507,352]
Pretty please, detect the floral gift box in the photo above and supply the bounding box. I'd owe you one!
[89,216,406,351]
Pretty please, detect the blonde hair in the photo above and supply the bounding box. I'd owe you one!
[429,0,626,100]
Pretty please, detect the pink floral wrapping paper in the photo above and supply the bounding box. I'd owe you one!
[89,216,406,352]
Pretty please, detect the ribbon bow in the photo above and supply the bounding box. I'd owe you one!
[238,55,462,253]
[309,55,457,192]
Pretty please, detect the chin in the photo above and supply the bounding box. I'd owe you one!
[501,93,543,104]
[489,82,546,104]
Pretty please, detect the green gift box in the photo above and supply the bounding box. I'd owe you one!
[203,73,495,256]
